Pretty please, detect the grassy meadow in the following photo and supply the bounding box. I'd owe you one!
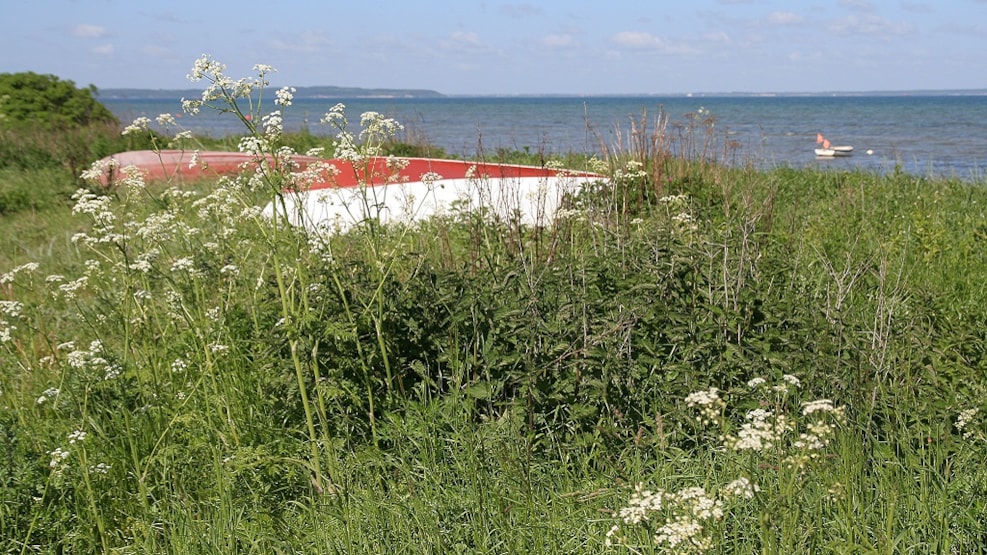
[1,59,986,554]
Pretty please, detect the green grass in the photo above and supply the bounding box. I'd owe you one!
[1,67,987,553]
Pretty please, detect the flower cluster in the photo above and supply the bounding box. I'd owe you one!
[0,299,23,343]
[64,339,123,381]
[956,407,982,441]
[36,386,60,405]
[275,86,296,107]
[182,55,274,117]
[607,478,757,553]
[322,106,405,162]
[613,160,647,181]
[685,387,725,426]
[655,193,699,234]
[71,189,124,244]
[722,408,790,452]
[616,483,665,525]
[1,262,39,285]
[122,116,151,136]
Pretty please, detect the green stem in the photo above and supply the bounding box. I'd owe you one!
[77,444,109,553]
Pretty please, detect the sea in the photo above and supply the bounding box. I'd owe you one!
[102,94,987,181]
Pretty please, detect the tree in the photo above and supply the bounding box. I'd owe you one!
[0,72,118,128]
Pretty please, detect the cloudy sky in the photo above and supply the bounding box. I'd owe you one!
[2,0,985,95]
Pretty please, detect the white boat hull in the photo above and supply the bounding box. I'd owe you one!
[815,148,852,157]
[263,174,602,234]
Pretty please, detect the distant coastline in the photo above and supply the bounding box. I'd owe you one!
[98,86,987,101]
[97,85,446,100]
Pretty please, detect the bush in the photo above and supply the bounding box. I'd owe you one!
[0,72,117,129]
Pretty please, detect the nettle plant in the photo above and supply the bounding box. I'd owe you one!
[606,375,846,553]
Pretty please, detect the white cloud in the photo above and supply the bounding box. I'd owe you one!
[702,31,732,44]
[828,14,914,36]
[141,45,171,56]
[440,31,492,53]
[612,31,663,48]
[541,34,576,48]
[449,31,482,46]
[611,31,697,54]
[838,0,875,11]
[92,44,114,55]
[73,24,108,38]
[269,30,332,53]
[767,12,804,25]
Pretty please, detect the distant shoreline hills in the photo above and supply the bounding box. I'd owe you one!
[98,86,987,100]
[98,85,446,100]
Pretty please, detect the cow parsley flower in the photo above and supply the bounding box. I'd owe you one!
[262,110,283,136]
[36,387,59,405]
[90,462,112,475]
[49,447,70,468]
[747,377,767,388]
[275,86,296,106]
[655,516,709,551]
[617,483,665,525]
[722,477,760,500]
[685,387,725,426]
[188,54,226,81]
[122,116,151,135]
[156,113,177,126]
[1,262,40,284]
[956,408,980,440]
[67,430,87,444]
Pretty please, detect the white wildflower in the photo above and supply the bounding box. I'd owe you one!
[275,86,296,106]
[37,387,60,405]
[252,63,275,76]
[48,447,70,468]
[802,399,843,417]
[67,430,87,444]
[747,377,767,388]
[655,515,708,550]
[170,257,195,273]
[156,113,177,126]
[0,300,23,318]
[722,477,760,500]
[617,483,665,525]
[122,116,151,135]
[1,262,40,284]
[188,54,226,81]
[957,408,979,439]
[90,462,112,475]
[262,110,283,136]
[685,387,725,426]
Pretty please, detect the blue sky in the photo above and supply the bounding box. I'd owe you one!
[2,0,985,95]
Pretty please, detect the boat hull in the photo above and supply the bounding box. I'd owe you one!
[92,150,606,232]
[815,148,852,157]
[95,150,326,186]
[265,157,604,232]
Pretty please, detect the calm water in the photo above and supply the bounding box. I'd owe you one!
[103,95,987,180]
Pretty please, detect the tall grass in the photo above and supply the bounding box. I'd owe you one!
[0,56,985,553]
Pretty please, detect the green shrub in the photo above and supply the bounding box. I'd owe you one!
[0,72,117,129]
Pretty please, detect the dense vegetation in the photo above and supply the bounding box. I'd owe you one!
[0,72,118,129]
[0,59,985,553]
